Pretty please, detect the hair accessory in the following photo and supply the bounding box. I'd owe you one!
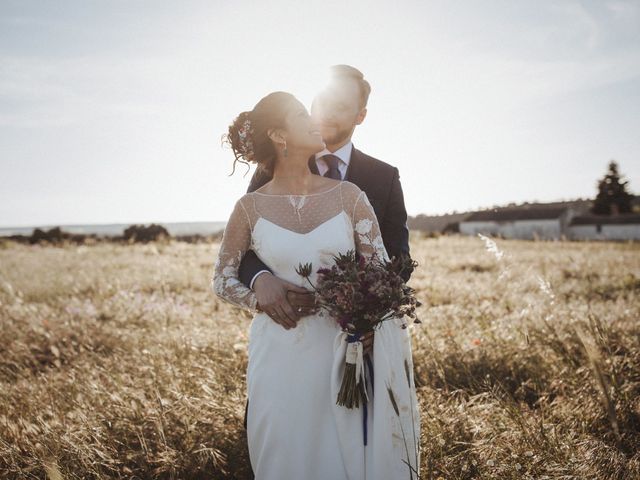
[237,118,255,161]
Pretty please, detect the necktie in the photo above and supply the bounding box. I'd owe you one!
[322,154,342,180]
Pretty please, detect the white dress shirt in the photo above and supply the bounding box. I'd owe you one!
[249,141,354,290]
[314,141,353,180]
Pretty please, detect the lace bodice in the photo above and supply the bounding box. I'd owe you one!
[211,181,388,312]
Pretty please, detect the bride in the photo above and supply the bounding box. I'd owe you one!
[212,91,420,479]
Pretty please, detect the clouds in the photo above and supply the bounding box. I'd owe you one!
[546,0,640,55]
[0,54,181,128]
[606,0,640,24]
[549,1,601,52]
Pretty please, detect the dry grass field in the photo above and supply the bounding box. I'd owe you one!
[0,234,639,479]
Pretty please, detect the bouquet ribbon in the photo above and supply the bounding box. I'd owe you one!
[345,332,375,445]
[346,333,369,404]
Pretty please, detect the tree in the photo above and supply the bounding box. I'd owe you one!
[591,160,633,215]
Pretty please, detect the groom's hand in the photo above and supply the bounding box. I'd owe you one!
[253,273,317,329]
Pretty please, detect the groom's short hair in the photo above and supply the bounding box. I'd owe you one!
[329,64,371,109]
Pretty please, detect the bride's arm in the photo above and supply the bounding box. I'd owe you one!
[352,189,390,263]
[211,197,259,313]
[350,188,391,354]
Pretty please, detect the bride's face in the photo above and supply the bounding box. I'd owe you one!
[282,100,325,154]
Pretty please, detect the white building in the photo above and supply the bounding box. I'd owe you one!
[459,207,574,240]
[568,214,640,241]
[458,207,640,241]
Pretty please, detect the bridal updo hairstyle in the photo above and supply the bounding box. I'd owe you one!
[225,91,298,176]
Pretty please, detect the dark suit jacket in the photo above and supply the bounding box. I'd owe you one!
[238,145,414,284]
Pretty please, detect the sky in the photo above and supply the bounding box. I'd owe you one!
[1,0,639,227]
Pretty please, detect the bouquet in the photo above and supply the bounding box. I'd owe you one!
[296,250,421,409]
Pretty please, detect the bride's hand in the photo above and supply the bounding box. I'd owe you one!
[253,272,313,329]
[286,290,318,317]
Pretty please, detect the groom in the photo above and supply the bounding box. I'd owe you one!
[238,64,414,431]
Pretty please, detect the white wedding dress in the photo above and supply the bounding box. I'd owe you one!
[212,181,420,480]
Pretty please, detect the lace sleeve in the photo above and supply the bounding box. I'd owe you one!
[211,197,259,312]
[352,190,390,262]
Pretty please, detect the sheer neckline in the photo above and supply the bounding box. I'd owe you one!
[253,211,348,236]
[252,182,341,197]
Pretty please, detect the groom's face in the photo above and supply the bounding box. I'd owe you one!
[311,78,366,149]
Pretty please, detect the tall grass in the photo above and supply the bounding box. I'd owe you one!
[0,235,638,479]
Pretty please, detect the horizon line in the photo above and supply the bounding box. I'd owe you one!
[0,194,619,230]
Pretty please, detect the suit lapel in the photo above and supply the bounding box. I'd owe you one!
[344,146,379,214]
[344,146,360,183]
